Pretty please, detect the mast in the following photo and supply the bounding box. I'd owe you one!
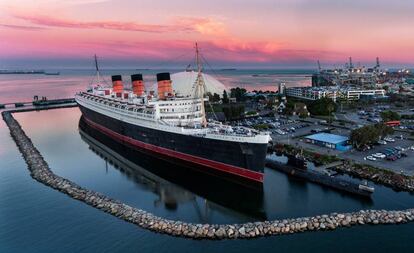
[94,54,101,83]
[195,43,207,127]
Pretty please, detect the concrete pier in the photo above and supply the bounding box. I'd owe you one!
[2,109,414,240]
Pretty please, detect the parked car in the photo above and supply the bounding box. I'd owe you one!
[395,135,404,140]
[386,155,398,161]
[366,156,377,161]
[377,140,387,145]
[373,153,386,159]
[395,146,405,151]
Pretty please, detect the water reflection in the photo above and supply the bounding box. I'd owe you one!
[78,116,266,220]
[13,108,414,223]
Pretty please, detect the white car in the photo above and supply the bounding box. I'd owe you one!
[366,156,377,161]
[377,140,387,145]
[384,137,395,142]
[373,153,385,159]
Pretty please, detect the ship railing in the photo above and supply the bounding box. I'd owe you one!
[206,132,256,138]
[82,96,156,120]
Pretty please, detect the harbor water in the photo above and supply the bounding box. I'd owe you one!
[1,71,414,252]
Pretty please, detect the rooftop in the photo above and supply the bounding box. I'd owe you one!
[306,133,349,144]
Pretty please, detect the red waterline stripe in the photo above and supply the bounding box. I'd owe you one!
[83,117,264,183]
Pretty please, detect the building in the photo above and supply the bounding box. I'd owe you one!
[285,86,386,102]
[278,82,286,94]
[344,89,385,100]
[285,87,339,101]
[305,133,351,151]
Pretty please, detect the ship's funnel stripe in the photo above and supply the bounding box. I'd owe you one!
[112,75,123,93]
[157,72,173,99]
[131,74,145,96]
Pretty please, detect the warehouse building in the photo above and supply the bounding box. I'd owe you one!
[305,133,351,151]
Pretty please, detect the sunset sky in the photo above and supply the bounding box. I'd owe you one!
[0,0,413,68]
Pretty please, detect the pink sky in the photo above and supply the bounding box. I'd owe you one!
[0,0,413,68]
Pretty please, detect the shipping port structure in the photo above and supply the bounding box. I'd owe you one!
[312,57,412,87]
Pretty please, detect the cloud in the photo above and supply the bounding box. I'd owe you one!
[12,13,176,33]
[0,23,46,31]
[174,17,227,36]
[12,13,227,35]
[78,39,340,64]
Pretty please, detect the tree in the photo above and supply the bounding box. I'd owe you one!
[222,90,229,104]
[230,87,247,102]
[299,112,308,119]
[206,92,221,102]
[326,102,335,123]
[350,123,394,149]
[206,92,213,101]
[222,104,245,120]
[308,97,337,116]
[380,110,400,122]
[212,93,220,102]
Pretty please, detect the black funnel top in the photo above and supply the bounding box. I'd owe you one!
[111,75,122,82]
[131,74,143,82]
[156,72,171,82]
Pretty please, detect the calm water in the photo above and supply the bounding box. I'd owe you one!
[0,69,312,103]
[1,72,414,252]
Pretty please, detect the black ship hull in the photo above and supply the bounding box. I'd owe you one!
[79,118,266,218]
[78,105,267,185]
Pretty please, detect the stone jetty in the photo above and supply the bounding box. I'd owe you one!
[2,110,414,240]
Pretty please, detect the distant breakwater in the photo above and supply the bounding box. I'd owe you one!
[2,110,414,240]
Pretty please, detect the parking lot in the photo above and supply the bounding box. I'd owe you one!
[340,136,414,176]
[232,113,414,176]
[232,116,314,138]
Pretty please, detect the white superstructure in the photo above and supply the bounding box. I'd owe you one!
[75,45,270,145]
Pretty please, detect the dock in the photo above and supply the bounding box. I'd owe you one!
[0,98,77,111]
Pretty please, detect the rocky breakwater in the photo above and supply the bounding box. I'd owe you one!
[2,110,414,240]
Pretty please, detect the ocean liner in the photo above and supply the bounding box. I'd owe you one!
[75,44,271,185]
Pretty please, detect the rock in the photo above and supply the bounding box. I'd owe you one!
[227,228,234,237]
[214,228,226,238]
[238,227,246,236]
[207,229,215,238]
